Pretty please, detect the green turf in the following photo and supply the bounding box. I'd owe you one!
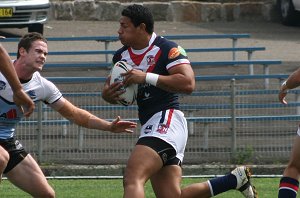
[0,177,280,197]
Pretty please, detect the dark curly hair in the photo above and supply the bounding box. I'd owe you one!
[122,4,154,34]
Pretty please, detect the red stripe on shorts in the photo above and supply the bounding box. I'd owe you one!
[166,109,174,127]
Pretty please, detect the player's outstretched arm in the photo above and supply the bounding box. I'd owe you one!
[279,68,300,105]
[50,98,137,133]
[92,115,137,133]
[0,44,34,117]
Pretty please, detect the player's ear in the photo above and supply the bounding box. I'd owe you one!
[139,23,147,32]
[19,47,26,56]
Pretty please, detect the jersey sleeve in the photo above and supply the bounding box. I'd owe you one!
[41,78,62,104]
[163,40,190,71]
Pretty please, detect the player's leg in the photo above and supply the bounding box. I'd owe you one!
[6,154,55,197]
[123,144,163,198]
[151,165,212,198]
[278,135,300,198]
[150,165,182,198]
[0,146,9,183]
[181,180,212,198]
[187,166,256,198]
[151,165,256,198]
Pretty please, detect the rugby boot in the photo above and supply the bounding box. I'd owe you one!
[231,166,258,198]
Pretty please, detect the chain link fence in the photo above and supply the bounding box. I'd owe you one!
[15,79,298,166]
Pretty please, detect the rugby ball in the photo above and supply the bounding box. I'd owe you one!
[109,61,137,106]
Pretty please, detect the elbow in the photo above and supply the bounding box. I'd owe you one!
[183,74,195,94]
[182,81,195,94]
[184,86,194,95]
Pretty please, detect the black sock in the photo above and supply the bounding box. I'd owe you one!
[209,174,237,196]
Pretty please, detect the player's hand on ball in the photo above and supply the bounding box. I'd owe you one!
[110,116,137,133]
[102,76,126,104]
[122,69,146,86]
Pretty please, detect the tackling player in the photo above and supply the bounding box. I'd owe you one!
[0,42,34,116]
[0,32,137,197]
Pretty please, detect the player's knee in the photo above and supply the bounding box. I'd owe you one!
[123,174,135,188]
[123,172,143,189]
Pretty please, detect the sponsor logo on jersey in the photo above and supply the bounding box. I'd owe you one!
[178,46,187,56]
[0,81,6,90]
[27,90,37,100]
[146,55,155,66]
[157,123,169,134]
[168,47,181,59]
[144,125,153,134]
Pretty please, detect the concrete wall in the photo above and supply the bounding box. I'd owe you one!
[49,1,279,22]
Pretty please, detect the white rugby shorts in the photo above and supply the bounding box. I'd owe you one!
[139,109,188,162]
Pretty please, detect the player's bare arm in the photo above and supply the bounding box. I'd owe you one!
[0,44,35,117]
[279,67,300,104]
[49,97,136,133]
[158,63,195,94]
[123,63,195,94]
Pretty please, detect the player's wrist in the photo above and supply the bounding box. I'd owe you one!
[281,80,289,93]
[145,73,159,86]
[10,84,23,92]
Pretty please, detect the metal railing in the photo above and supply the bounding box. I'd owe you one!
[16,79,297,165]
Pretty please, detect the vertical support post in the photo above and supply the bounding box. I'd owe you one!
[203,123,209,150]
[263,64,270,89]
[248,51,254,75]
[230,79,237,160]
[37,101,43,163]
[104,41,110,64]
[232,38,237,61]
[43,103,47,120]
[78,127,84,151]
[188,111,194,135]
[296,93,300,115]
[62,121,68,137]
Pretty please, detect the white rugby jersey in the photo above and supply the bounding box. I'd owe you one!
[0,71,62,139]
[113,33,191,125]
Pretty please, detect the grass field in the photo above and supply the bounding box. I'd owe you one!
[1,177,280,197]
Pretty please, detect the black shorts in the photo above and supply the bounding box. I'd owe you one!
[136,137,182,167]
[0,138,28,174]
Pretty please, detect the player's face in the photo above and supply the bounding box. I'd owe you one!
[22,40,48,72]
[118,16,142,49]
